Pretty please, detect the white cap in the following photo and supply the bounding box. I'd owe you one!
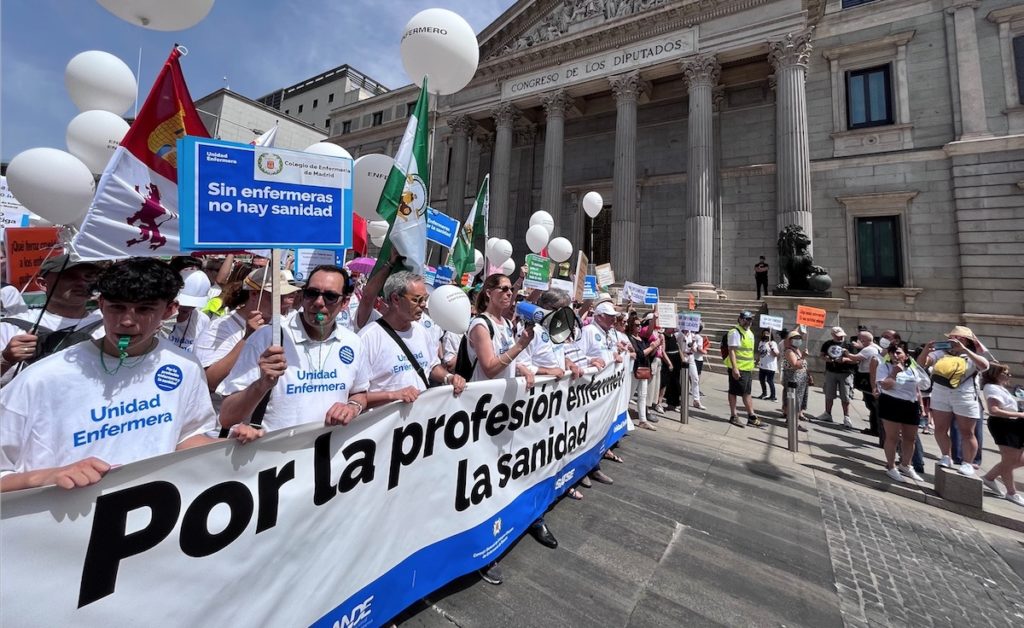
[177,269,211,308]
[594,301,619,316]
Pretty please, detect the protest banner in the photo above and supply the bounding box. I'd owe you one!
[582,275,599,300]
[572,251,589,302]
[796,305,826,328]
[434,265,455,287]
[656,302,677,329]
[177,137,353,250]
[759,314,784,331]
[524,254,552,290]
[644,286,659,306]
[293,248,336,282]
[680,313,701,332]
[621,281,647,304]
[0,367,629,628]
[3,226,61,292]
[425,208,460,250]
[595,263,615,288]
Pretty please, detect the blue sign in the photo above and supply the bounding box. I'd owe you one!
[178,137,353,250]
[434,265,455,287]
[426,208,460,249]
[644,286,660,305]
[583,275,599,300]
[423,265,437,287]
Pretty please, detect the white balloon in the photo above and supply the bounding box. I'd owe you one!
[367,220,389,239]
[400,8,479,95]
[64,50,137,115]
[488,238,512,266]
[427,285,472,333]
[370,233,385,247]
[96,0,214,31]
[582,191,603,218]
[304,142,352,159]
[500,257,516,276]
[473,249,484,273]
[352,154,393,220]
[548,237,573,263]
[485,236,499,259]
[529,210,555,236]
[6,148,96,225]
[66,110,130,174]
[525,224,550,254]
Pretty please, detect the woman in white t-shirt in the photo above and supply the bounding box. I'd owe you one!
[756,329,779,401]
[466,274,534,384]
[873,343,926,483]
[979,364,1024,507]
[920,326,989,476]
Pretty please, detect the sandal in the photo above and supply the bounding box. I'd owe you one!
[567,487,583,500]
[638,421,657,431]
[603,450,624,463]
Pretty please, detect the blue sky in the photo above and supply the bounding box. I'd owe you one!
[1,0,511,162]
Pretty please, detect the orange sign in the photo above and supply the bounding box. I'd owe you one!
[796,305,827,329]
[4,226,62,292]
[688,292,696,311]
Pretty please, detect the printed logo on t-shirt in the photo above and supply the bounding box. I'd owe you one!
[154,365,183,391]
[594,332,603,343]
[541,331,550,343]
[338,346,355,364]
[423,319,432,329]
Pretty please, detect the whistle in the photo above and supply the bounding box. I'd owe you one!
[315,312,326,323]
[117,335,130,358]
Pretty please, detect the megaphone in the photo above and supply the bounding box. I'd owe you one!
[515,301,578,345]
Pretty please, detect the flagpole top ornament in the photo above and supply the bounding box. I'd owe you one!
[176,45,189,56]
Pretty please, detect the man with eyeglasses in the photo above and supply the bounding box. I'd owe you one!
[219,265,369,433]
[358,271,466,407]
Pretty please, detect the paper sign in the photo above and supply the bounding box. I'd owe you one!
[178,137,353,250]
[595,263,615,287]
[524,254,552,290]
[550,277,573,293]
[688,292,696,311]
[425,208,461,250]
[759,314,784,331]
[582,275,599,300]
[680,313,701,332]
[4,226,62,292]
[621,280,647,303]
[796,305,827,328]
[293,248,336,282]
[434,266,455,287]
[644,286,659,305]
[572,251,589,302]
[423,265,437,287]
[656,302,677,329]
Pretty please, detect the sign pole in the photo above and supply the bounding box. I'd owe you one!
[680,365,690,425]
[787,384,799,452]
[271,248,282,344]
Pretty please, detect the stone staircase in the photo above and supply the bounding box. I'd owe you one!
[660,292,768,374]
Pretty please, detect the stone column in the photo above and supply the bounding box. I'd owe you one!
[949,2,991,138]
[769,31,815,253]
[608,72,645,282]
[712,85,725,291]
[490,103,518,238]
[540,90,573,234]
[445,114,474,218]
[681,54,720,292]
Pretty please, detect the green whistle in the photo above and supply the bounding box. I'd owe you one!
[117,336,130,358]
[315,313,326,323]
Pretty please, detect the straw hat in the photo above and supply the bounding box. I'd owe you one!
[945,325,978,343]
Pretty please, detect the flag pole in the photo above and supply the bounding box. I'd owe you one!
[271,248,282,344]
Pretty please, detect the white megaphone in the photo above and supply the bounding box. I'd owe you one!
[515,301,578,344]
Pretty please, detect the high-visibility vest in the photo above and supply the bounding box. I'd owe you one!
[726,325,755,371]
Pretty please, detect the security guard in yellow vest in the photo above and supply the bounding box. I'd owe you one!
[726,310,762,427]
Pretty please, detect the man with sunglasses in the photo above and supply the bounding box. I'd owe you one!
[358,271,466,407]
[219,265,369,433]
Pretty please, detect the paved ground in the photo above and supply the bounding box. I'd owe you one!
[395,372,1024,627]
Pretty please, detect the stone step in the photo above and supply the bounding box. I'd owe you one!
[933,464,983,509]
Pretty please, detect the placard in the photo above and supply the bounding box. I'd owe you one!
[434,266,455,287]
[688,292,696,311]
[293,248,336,282]
[656,302,677,329]
[796,305,826,328]
[178,137,352,250]
[595,263,615,287]
[680,313,701,332]
[621,280,647,304]
[423,265,437,287]
[523,254,552,290]
[643,286,659,306]
[759,314,784,331]
[4,226,61,292]
[582,275,599,300]
[572,251,589,303]
[550,277,573,293]
[426,208,460,250]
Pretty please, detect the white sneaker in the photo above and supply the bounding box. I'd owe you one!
[982,477,1007,497]
[898,466,924,482]
[939,455,953,468]
[843,416,853,428]
[958,463,976,477]
[1007,493,1024,508]
[885,468,905,482]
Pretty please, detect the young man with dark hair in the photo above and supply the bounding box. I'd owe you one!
[0,258,261,492]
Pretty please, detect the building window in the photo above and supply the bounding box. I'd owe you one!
[298,104,304,114]
[407,102,416,117]
[326,119,331,129]
[313,99,319,109]
[842,0,875,8]
[285,109,290,115]
[1014,35,1024,104]
[855,216,903,287]
[846,65,893,129]
[342,120,351,134]
[372,111,383,126]
[328,93,335,103]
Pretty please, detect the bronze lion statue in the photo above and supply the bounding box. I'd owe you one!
[777,225,831,292]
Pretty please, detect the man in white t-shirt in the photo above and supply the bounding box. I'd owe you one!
[220,265,369,433]
[1,254,104,381]
[847,329,884,438]
[358,272,466,408]
[572,300,622,369]
[0,258,261,492]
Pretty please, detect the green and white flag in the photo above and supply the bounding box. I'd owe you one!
[449,174,489,283]
[372,79,431,276]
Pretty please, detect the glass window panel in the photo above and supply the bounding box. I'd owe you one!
[857,220,876,279]
[868,71,889,122]
[849,75,866,126]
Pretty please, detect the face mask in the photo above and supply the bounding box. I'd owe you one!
[791,339,803,348]
[880,338,891,349]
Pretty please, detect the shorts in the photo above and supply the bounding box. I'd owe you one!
[929,384,981,419]
[988,417,1024,450]
[878,394,921,426]
[824,371,853,403]
[729,370,753,396]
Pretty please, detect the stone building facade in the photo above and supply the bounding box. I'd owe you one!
[328,0,1024,365]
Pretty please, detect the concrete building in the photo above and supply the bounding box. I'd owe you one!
[328,0,1024,366]
[257,64,389,132]
[194,89,328,151]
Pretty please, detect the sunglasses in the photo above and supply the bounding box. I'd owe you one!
[302,287,344,305]
[491,285,513,293]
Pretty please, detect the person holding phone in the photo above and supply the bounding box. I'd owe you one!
[873,342,926,482]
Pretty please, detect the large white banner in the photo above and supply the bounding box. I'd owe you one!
[1,366,630,627]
